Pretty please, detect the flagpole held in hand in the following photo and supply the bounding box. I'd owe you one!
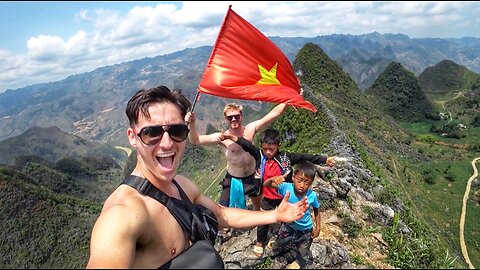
[191,91,200,113]
[186,91,201,125]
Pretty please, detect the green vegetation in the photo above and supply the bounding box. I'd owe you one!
[366,61,435,122]
[253,257,273,269]
[418,59,480,92]
[178,142,226,200]
[272,104,333,154]
[0,160,123,268]
[383,213,455,269]
[397,84,480,268]
[294,42,465,268]
[342,216,362,238]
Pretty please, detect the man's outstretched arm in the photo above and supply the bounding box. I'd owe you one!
[247,103,287,134]
[186,111,221,145]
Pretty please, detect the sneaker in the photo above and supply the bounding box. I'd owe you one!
[252,243,264,258]
[287,261,300,269]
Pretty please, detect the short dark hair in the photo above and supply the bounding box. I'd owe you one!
[260,129,281,145]
[126,85,191,127]
[294,160,317,180]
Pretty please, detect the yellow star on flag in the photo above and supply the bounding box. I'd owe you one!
[256,63,281,85]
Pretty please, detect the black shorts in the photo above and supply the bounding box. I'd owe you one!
[218,172,262,207]
[260,197,283,211]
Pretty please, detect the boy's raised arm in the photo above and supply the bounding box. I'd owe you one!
[263,171,289,188]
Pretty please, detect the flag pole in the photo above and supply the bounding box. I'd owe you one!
[186,90,200,125]
[191,90,200,112]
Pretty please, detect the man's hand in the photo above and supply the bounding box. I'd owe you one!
[185,112,196,124]
[275,190,308,223]
[219,130,236,142]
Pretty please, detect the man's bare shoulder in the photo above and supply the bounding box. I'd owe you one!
[99,186,149,226]
[88,186,151,269]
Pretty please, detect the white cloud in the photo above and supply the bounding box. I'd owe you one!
[76,9,93,22]
[27,35,66,61]
[1,1,479,92]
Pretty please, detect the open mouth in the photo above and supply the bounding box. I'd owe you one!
[156,152,175,169]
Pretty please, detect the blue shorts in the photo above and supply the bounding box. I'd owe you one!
[218,172,261,207]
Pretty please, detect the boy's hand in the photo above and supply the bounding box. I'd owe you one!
[312,225,321,238]
[219,129,226,141]
[272,171,289,187]
[326,156,336,167]
[219,130,238,142]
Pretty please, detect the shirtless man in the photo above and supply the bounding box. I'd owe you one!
[186,102,287,210]
[86,86,307,268]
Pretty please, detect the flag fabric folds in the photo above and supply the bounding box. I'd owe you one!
[198,6,317,112]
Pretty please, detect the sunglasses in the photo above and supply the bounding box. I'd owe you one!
[225,114,241,121]
[136,124,189,145]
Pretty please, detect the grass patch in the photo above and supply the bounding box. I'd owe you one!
[400,114,480,268]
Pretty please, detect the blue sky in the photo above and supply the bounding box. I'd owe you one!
[1,1,479,92]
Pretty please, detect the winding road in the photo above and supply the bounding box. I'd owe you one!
[437,91,464,124]
[459,157,479,269]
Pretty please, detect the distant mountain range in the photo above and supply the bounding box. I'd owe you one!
[0,32,479,143]
[271,32,480,89]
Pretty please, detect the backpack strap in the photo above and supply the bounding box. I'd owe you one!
[121,175,193,240]
[171,180,215,245]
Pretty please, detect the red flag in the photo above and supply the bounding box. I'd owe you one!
[198,6,317,112]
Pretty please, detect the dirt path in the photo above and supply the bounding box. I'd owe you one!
[437,90,464,124]
[459,157,479,269]
[205,167,226,193]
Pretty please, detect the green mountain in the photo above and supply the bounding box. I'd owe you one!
[418,59,480,92]
[284,43,414,162]
[0,126,126,166]
[0,157,123,268]
[366,62,435,122]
